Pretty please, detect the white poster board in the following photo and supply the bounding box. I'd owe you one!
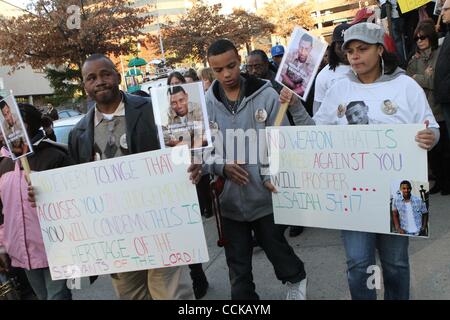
[30,146,209,280]
[267,124,429,237]
[275,26,327,101]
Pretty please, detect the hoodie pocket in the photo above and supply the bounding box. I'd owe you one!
[219,177,241,213]
[240,164,272,213]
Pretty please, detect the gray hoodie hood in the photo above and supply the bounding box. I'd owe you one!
[204,75,289,222]
[208,74,273,107]
[346,66,406,84]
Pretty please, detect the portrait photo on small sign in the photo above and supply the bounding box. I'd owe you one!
[0,94,33,160]
[151,82,212,151]
[275,27,327,101]
[390,180,429,238]
[434,0,446,15]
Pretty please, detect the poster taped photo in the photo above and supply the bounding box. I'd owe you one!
[275,26,327,101]
[151,82,212,151]
[0,94,33,160]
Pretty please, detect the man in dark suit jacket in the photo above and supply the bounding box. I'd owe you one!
[68,54,201,300]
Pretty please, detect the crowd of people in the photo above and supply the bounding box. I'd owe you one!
[0,0,449,301]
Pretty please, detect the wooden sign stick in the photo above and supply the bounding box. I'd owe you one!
[436,14,442,32]
[274,102,289,126]
[20,156,31,184]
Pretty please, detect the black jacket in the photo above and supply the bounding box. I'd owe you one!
[68,92,160,163]
[434,31,450,105]
[47,108,59,121]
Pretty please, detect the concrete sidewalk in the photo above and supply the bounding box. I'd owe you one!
[73,193,450,300]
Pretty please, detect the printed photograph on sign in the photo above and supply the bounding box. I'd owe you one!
[151,82,212,151]
[344,101,369,125]
[390,180,429,238]
[275,26,327,101]
[434,0,446,15]
[267,124,428,235]
[0,94,33,160]
[323,98,402,125]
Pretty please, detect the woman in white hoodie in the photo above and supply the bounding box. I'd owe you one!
[280,22,439,300]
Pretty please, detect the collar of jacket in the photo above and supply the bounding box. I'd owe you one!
[346,66,406,84]
[416,48,435,61]
[212,73,268,104]
[75,91,148,157]
[266,69,277,82]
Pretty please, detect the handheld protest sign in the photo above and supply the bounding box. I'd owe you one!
[266,124,430,238]
[29,146,209,280]
[275,27,327,102]
[0,94,33,161]
[151,82,212,152]
[398,0,433,14]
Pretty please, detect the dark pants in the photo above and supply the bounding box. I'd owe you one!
[223,214,306,300]
[189,263,205,280]
[342,231,409,300]
[24,268,71,300]
[196,175,212,217]
[441,105,450,140]
[429,121,450,192]
[391,17,406,67]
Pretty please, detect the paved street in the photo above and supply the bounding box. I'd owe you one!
[73,193,450,300]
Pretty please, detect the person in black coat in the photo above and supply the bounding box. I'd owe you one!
[434,0,450,138]
[68,54,201,300]
[46,103,59,121]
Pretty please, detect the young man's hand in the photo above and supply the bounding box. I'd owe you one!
[224,164,249,186]
[188,163,202,184]
[264,181,278,193]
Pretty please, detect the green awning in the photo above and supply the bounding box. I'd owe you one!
[127,57,147,67]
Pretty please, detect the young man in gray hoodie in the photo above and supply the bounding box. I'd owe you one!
[204,39,307,300]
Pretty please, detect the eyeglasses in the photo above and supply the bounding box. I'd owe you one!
[246,63,265,70]
[414,35,428,41]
